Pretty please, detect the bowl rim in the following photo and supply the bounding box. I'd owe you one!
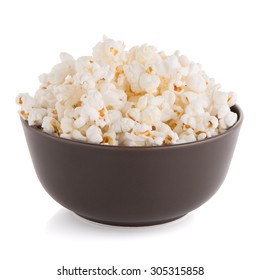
[21,104,243,151]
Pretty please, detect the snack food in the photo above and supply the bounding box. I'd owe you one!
[16,36,237,146]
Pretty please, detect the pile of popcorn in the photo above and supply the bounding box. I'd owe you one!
[16,36,237,146]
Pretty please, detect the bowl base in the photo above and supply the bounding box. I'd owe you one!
[73,212,188,227]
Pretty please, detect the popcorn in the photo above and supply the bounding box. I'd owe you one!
[101,131,118,145]
[47,63,72,85]
[128,44,160,65]
[110,117,135,133]
[60,116,74,134]
[123,61,145,93]
[99,82,127,110]
[72,130,87,142]
[86,125,103,144]
[139,73,160,93]
[16,36,238,146]
[27,108,47,126]
[141,106,161,125]
[42,116,61,135]
[16,93,39,110]
[186,73,207,93]
[219,111,238,130]
[227,92,237,107]
[93,36,126,66]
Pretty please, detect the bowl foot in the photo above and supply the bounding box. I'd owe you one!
[73,212,188,227]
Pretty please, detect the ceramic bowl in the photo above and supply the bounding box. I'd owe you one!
[21,105,243,226]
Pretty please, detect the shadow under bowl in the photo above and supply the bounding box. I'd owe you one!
[21,105,243,226]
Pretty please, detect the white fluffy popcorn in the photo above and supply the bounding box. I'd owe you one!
[16,36,238,146]
[85,125,103,144]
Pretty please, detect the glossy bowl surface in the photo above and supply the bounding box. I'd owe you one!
[21,105,243,226]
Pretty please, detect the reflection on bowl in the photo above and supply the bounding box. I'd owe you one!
[21,105,243,226]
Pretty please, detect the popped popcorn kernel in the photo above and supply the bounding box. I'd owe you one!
[86,125,103,144]
[20,110,29,120]
[42,116,61,135]
[16,36,238,146]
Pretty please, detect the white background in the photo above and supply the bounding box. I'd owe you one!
[1,0,259,279]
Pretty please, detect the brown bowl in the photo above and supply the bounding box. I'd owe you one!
[20,105,243,226]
